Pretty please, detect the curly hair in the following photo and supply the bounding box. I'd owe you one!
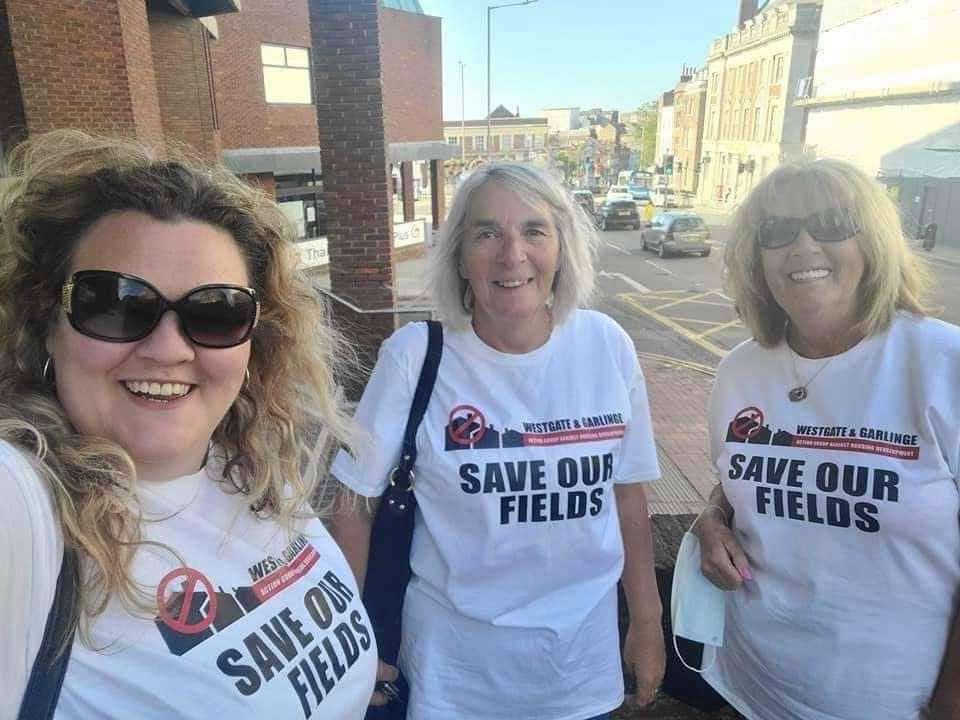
[0,129,357,642]
[723,157,934,347]
[427,162,599,332]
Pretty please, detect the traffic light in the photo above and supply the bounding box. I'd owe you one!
[664,154,674,176]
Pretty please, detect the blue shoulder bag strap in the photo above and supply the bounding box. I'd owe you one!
[18,549,78,720]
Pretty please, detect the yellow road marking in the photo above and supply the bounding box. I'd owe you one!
[653,291,713,312]
[618,293,727,359]
[698,318,746,338]
[667,317,729,326]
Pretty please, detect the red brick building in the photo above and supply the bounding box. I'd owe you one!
[0,0,235,162]
[209,0,452,244]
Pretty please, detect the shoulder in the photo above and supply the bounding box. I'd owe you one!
[0,439,63,550]
[561,308,633,347]
[890,313,960,350]
[0,440,56,517]
[560,309,637,369]
[716,337,773,379]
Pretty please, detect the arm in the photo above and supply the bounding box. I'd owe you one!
[928,590,960,718]
[615,482,665,707]
[0,450,62,720]
[328,484,380,593]
[693,482,752,590]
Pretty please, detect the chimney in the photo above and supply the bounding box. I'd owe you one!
[738,0,758,25]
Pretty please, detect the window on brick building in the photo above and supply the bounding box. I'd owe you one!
[447,136,458,144]
[502,134,512,151]
[475,135,486,151]
[261,44,312,104]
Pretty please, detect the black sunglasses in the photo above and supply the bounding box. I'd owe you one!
[756,208,860,250]
[62,270,260,348]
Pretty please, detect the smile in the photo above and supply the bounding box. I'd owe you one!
[788,269,831,282]
[494,278,533,288]
[123,380,194,402]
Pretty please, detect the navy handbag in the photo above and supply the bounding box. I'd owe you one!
[363,320,442,720]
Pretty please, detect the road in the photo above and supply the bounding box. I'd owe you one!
[591,221,960,368]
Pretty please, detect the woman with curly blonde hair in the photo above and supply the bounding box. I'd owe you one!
[0,130,385,718]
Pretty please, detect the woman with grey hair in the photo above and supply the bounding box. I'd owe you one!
[331,162,666,720]
[696,158,960,719]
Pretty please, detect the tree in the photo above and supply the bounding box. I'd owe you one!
[622,100,658,169]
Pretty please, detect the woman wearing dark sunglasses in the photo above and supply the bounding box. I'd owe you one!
[0,130,384,718]
[692,159,960,720]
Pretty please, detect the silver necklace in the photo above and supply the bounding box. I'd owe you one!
[787,342,835,402]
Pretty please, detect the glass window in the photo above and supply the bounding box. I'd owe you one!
[475,135,486,151]
[261,44,312,104]
[502,134,512,151]
[671,217,705,231]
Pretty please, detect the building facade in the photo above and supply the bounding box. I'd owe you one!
[698,0,823,207]
[671,66,708,194]
[443,105,550,165]
[655,91,675,170]
[800,0,960,246]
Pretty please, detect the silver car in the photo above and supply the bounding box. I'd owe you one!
[640,212,712,258]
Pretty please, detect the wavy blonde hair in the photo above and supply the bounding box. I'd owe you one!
[723,158,934,347]
[0,129,357,642]
[428,162,599,332]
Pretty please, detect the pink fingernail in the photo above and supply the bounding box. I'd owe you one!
[740,567,753,581]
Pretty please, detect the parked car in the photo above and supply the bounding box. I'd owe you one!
[606,185,634,203]
[628,185,651,204]
[570,189,595,216]
[597,199,641,231]
[649,186,677,208]
[641,212,711,257]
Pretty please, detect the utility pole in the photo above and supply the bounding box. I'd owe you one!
[487,0,538,161]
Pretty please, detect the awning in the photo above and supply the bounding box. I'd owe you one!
[178,0,241,16]
[388,141,460,163]
[223,142,457,176]
[221,147,322,175]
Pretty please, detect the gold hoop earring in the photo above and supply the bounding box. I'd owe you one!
[243,368,251,391]
[42,357,55,384]
[462,284,474,312]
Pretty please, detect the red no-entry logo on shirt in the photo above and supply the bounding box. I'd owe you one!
[731,406,764,440]
[156,567,219,635]
[448,405,486,446]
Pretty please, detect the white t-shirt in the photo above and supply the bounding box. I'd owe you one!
[1,443,377,720]
[331,309,661,720]
[705,313,960,720]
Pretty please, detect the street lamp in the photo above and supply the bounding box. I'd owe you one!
[459,61,466,164]
[487,0,538,161]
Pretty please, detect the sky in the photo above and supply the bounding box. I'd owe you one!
[417,0,744,122]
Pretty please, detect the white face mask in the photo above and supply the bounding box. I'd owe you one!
[670,525,727,673]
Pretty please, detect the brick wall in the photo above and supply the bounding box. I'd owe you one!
[119,0,164,147]
[2,0,162,146]
[310,0,395,391]
[211,0,319,149]
[381,7,442,144]
[149,3,221,161]
[0,0,25,151]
